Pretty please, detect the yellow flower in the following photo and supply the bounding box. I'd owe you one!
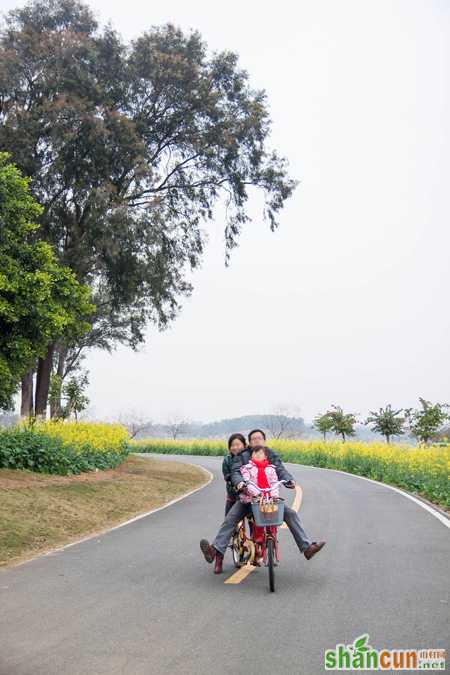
[34,420,128,454]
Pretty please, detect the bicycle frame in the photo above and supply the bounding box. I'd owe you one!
[231,480,287,568]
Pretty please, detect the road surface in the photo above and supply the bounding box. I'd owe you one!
[1,454,449,675]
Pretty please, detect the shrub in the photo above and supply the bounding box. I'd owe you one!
[0,422,129,475]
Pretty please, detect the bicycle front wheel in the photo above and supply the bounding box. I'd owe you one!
[267,538,275,592]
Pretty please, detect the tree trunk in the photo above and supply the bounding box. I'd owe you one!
[49,390,60,420]
[57,345,67,380]
[20,369,35,417]
[50,345,67,419]
[35,343,55,418]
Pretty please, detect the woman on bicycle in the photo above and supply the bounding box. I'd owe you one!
[223,433,246,515]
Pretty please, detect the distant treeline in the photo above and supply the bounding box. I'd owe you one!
[140,414,306,440]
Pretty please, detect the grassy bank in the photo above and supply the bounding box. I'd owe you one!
[0,455,207,567]
[131,438,450,509]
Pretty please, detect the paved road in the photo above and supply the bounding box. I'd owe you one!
[1,455,449,675]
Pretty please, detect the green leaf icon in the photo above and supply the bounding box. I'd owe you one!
[354,635,369,650]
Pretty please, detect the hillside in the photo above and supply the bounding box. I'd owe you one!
[140,414,306,440]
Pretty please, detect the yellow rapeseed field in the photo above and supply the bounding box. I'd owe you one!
[131,438,449,508]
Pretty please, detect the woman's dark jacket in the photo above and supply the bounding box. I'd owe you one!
[222,453,237,497]
[230,447,294,488]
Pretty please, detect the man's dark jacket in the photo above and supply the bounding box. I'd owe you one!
[230,447,294,488]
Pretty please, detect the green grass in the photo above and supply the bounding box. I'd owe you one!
[0,455,207,566]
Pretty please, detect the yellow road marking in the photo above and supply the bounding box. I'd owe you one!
[224,562,256,584]
[280,484,303,528]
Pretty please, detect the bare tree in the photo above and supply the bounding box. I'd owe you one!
[119,410,154,439]
[166,415,190,440]
[266,405,304,439]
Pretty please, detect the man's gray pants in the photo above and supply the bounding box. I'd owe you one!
[212,500,312,555]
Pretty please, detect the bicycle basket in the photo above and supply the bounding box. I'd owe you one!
[251,498,285,527]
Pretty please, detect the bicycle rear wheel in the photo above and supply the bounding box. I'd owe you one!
[231,531,244,568]
[232,523,254,568]
[267,538,275,592]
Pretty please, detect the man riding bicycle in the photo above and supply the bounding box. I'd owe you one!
[200,428,326,573]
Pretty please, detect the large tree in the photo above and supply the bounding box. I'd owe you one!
[0,0,296,414]
[0,153,92,412]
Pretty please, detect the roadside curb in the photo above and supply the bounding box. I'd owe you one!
[7,460,214,569]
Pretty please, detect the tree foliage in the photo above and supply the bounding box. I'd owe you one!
[0,153,92,410]
[327,405,357,442]
[405,398,449,445]
[62,372,90,421]
[313,413,334,441]
[0,0,296,369]
[365,405,405,443]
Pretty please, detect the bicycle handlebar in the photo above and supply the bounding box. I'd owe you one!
[244,479,287,494]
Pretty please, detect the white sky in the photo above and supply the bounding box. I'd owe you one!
[5,0,450,423]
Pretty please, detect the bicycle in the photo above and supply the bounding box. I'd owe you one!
[230,479,287,592]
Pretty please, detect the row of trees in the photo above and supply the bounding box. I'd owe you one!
[313,399,450,445]
[0,0,295,416]
[112,403,449,445]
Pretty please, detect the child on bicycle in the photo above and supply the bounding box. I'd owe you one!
[239,445,280,503]
[239,445,281,564]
